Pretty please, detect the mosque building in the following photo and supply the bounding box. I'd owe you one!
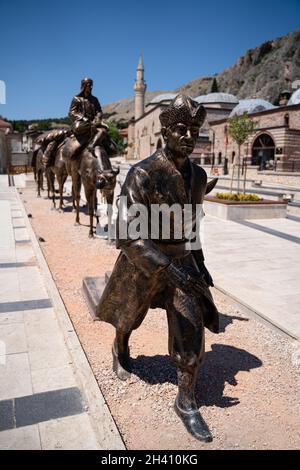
[127,55,300,173]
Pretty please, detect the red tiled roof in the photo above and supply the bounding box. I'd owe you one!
[0,118,12,129]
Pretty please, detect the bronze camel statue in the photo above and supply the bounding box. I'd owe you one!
[62,129,119,237]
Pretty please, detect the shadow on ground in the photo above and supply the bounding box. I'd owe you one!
[218,311,249,333]
[131,313,261,409]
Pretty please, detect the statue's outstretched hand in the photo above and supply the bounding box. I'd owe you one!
[166,263,210,297]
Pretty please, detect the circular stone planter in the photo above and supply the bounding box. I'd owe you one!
[204,196,287,220]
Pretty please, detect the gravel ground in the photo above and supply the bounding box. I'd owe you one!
[21,184,300,450]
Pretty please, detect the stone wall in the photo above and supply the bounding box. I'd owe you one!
[130,105,163,160]
[200,165,300,188]
[245,168,300,187]
[127,102,233,161]
[210,104,300,170]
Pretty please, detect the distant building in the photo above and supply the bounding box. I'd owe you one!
[210,91,300,171]
[0,120,42,173]
[127,58,237,161]
[0,117,12,173]
[127,57,300,172]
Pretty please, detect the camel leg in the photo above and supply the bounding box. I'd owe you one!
[40,172,44,191]
[106,191,114,241]
[37,169,42,197]
[57,170,67,212]
[61,174,68,210]
[72,184,76,211]
[47,171,51,199]
[72,166,81,225]
[94,192,99,226]
[57,175,63,212]
[49,172,56,209]
[87,188,95,238]
[107,202,113,240]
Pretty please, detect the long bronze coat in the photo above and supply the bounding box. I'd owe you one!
[97,149,219,334]
[69,93,102,125]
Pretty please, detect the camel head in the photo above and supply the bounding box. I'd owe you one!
[96,167,119,190]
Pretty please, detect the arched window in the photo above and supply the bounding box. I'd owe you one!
[218,152,222,164]
[232,151,235,163]
[252,133,275,168]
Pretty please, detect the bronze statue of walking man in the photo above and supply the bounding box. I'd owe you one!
[96,94,219,442]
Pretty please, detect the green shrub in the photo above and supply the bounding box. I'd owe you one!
[215,192,260,202]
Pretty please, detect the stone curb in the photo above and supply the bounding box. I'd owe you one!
[214,284,300,342]
[16,188,126,450]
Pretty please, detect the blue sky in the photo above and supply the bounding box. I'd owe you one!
[1,0,300,119]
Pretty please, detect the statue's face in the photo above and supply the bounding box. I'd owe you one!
[163,122,199,157]
[83,81,93,97]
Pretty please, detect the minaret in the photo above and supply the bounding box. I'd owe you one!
[134,53,146,120]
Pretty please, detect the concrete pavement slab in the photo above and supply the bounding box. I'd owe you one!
[38,414,100,450]
[0,353,33,400]
[31,365,77,394]
[0,323,27,354]
[203,214,300,340]
[0,425,41,450]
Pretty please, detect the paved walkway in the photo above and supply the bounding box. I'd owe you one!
[203,208,300,340]
[64,172,300,341]
[0,176,124,450]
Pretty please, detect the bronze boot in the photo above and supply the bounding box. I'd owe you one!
[175,368,212,442]
[112,331,132,381]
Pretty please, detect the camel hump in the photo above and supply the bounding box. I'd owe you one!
[35,129,70,146]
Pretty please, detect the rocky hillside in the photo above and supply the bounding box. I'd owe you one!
[102,90,166,123]
[103,29,300,123]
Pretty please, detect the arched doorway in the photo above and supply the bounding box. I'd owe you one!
[252,133,275,169]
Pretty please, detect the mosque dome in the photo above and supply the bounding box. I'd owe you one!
[229,99,276,117]
[287,88,300,105]
[195,92,239,104]
[150,93,177,103]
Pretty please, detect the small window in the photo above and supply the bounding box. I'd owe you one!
[284,113,289,127]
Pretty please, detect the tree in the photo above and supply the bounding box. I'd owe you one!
[211,78,219,93]
[228,112,256,194]
[107,121,126,154]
